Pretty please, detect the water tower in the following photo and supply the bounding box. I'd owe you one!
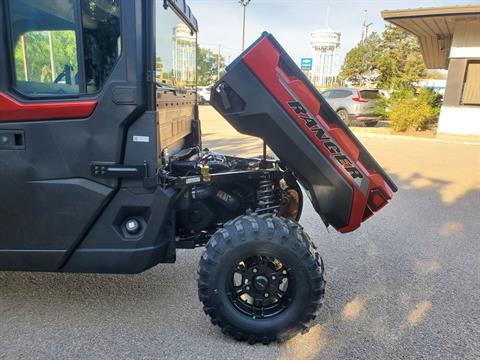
[310,28,341,87]
[172,23,196,84]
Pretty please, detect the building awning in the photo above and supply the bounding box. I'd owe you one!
[382,5,480,69]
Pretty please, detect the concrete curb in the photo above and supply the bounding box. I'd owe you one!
[352,131,480,146]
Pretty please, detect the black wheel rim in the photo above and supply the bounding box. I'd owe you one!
[227,254,295,319]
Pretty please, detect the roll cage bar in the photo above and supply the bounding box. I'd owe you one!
[164,0,198,33]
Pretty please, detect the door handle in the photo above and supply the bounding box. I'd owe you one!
[0,130,25,150]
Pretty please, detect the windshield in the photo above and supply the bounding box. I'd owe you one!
[155,3,197,90]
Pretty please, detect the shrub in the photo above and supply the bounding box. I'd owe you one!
[389,98,433,131]
[386,88,442,132]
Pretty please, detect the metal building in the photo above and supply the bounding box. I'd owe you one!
[310,28,341,87]
[383,5,480,137]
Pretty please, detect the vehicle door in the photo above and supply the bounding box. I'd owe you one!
[0,0,144,271]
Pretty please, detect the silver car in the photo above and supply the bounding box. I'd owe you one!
[197,86,212,104]
[321,88,381,127]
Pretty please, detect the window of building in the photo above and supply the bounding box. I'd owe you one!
[8,0,121,97]
[462,61,480,105]
[155,2,197,89]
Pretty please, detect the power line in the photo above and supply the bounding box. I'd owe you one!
[199,42,240,52]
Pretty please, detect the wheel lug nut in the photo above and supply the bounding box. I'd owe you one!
[253,268,258,273]
[271,276,276,280]
[264,293,269,298]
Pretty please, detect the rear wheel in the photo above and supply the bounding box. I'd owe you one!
[197,215,325,344]
[279,180,303,222]
[336,109,350,125]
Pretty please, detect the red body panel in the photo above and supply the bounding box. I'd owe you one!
[0,92,97,122]
[242,37,394,233]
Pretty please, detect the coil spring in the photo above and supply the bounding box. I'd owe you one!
[256,174,277,213]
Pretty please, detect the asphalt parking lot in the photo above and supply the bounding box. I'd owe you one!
[1,106,479,360]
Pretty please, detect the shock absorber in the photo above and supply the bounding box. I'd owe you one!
[256,173,279,214]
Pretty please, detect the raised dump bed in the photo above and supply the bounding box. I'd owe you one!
[210,32,397,233]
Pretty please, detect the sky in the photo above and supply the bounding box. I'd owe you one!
[188,0,478,69]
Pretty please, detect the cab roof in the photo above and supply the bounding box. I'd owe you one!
[168,0,199,32]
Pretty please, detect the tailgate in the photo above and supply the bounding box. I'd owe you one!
[210,33,397,233]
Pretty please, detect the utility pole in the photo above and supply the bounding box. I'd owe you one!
[20,35,29,81]
[217,45,221,81]
[239,0,251,51]
[48,31,56,81]
[362,10,373,42]
[361,10,373,87]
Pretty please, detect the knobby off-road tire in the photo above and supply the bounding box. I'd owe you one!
[197,215,325,344]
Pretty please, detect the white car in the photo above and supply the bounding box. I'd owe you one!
[197,86,212,104]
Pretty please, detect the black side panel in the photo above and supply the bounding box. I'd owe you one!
[0,179,111,271]
[211,63,353,228]
[62,187,176,274]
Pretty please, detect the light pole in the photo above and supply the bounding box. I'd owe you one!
[362,10,373,42]
[239,0,251,52]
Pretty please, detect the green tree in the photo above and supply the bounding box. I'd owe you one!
[155,56,164,82]
[339,25,426,90]
[197,46,226,86]
[338,32,381,86]
[14,30,77,83]
[375,25,426,89]
[51,31,77,76]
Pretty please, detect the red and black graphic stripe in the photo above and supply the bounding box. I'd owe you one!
[0,92,97,122]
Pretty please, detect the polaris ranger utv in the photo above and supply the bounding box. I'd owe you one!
[0,0,396,343]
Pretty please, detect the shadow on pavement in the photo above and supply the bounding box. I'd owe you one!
[287,171,479,360]
[0,173,478,359]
